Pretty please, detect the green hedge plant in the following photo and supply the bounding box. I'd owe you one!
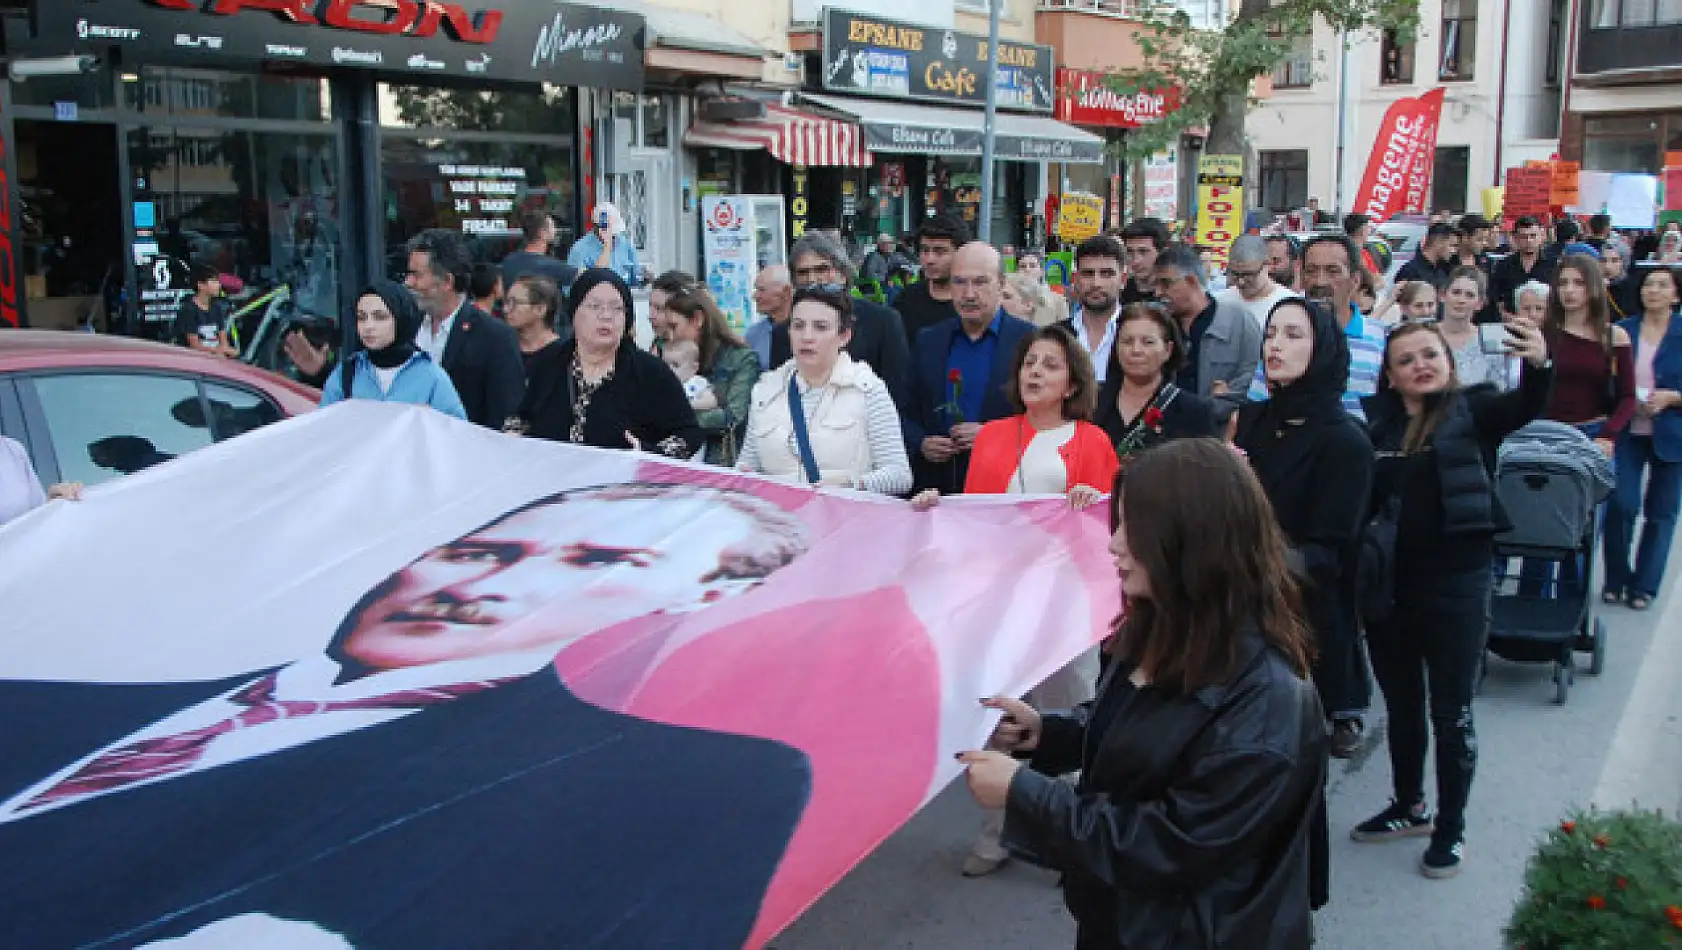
[1506,807,1682,949]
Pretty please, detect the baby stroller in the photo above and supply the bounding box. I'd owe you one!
[1486,421,1615,703]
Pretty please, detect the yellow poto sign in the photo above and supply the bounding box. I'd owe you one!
[1194,154,1245,271]
[1058,192,1104,242]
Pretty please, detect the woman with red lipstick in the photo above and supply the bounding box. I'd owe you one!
[1353,318,1552,881]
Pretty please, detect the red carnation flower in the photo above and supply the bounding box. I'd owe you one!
[947,368,962,384]
[1143,407,1165,429]
[1616,877,1629,890]
[1586,895,1606,910]
[1560,820,1577,834]
[1593,834,1611,849]
[1667,905,1682,926]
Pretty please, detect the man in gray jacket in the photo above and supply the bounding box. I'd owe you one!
[1154,244,1261,416]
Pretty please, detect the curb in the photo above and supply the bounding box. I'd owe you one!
[1591,587,1682,813]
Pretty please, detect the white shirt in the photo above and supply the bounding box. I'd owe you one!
[415,301,462,364]
[1007,422,1076,495]
[373,365,400,394]
[1070,306,1119,382]
[0,650,554,823]
[1217,285,1299,332]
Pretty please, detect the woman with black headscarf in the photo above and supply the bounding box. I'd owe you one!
[320,281,466,419]
[1235,297,1374,912]
[507,268,703,458]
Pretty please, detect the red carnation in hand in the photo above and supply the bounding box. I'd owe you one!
[1143,407,1165,429]
[947,368,962,384]
[1586,895,1606,910]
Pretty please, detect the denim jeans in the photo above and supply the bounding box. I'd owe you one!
[1367,569,1490,845]
[1604,434,1682,599]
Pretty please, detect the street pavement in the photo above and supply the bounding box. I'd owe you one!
[771,553,1682,950]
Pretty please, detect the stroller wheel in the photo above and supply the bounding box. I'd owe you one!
[1553,664,1571,704]
[1586,619,1607,676]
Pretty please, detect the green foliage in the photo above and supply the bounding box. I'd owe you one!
[1102,0,1418,162]
[1505,807,1682,950]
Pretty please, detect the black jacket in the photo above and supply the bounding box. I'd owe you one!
[437,299,527,429]
[771,296,910,410]
[1093,379,1221,454]
[515,337,703,458]
[1002,636,1326,950]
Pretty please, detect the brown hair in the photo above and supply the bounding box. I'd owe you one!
[513,275,560,325]
[1446,264,1487,299]
[1545,253,1613,345]
[1381,321,1462,454]
[666,286,746,372]
[1005,324,1098,421]
[1395,279,1437,310]
[1108,439,1312,694]
[1107,302,1185,383]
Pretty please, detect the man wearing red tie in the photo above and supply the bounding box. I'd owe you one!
[0,482,814,949]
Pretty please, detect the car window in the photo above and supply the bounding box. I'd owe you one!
[202,382,283,440]
[32,373,215,487]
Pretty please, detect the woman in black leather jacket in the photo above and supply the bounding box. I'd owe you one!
[958,438,1328,950]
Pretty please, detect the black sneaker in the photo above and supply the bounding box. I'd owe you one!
[1329,719,1364,759]
[1350,801,1433,842]
[1421,838,1464,879]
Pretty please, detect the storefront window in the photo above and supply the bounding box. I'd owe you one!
[123,68,331,122]
[10,72,115,110]
[380,84,571,135]
[129,127,343,320]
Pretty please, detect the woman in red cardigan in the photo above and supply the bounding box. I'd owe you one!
[912,322,1118,877]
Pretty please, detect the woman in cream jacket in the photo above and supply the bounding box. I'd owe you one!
[736,286,913,495]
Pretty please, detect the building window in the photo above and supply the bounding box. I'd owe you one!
[1257,150,1309,212]
[1381,29,1414,84]
[1271,31,1313,88]
[1590,0,1682,26]
[1431,146,1470,214]
[1440,0,1477,81]
[1546,0,1566,84]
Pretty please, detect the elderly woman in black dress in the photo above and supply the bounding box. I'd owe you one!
[507,268,703,458]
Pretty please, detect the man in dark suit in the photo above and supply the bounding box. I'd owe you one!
[770,231,911,409]
[902,242,1035,492]
[0,482,813,949]
[405,229,526,429]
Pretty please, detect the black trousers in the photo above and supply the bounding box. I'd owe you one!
[1366,568,1490,844]
[1314,598,1371,720]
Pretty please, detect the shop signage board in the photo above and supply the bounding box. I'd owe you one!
[701,195,785,333]
[821,9,1054,113]
[1194,154,1243,271]
[855,121,1102,163]
[33,0,646,90]
[1142,149,1179,222]
[1054,70,1177,129]
[1057,193,1103,243]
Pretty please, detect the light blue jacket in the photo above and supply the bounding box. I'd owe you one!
[566,232,642,285]
[319,351,467,420]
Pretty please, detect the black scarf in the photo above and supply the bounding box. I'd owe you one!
[1236,299,1351,492]
[360,280,423,369]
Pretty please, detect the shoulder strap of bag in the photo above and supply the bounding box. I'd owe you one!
[787,374,821,485]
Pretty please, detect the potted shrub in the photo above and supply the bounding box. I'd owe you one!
[1506,807,1682,949]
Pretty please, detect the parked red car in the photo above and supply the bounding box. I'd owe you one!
[0,330,319,489]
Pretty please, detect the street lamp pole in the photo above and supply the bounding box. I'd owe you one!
[978,0,1001,244]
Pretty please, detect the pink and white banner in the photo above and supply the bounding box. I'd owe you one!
[0,403,1116,949]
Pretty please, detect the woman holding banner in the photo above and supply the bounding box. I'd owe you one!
[956,438,1327,949]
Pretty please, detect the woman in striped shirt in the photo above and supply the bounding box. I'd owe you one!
[736,286,912,495]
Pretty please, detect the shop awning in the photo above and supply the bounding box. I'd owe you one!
[587,0,771,79]
[684,103,873,167]
[800,93,1105,164]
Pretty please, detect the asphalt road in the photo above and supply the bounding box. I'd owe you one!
[771,555,1682,950]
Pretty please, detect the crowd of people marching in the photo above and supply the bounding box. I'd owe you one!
[10,199,1678,949]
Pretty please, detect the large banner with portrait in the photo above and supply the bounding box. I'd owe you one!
[0,403,1116,949]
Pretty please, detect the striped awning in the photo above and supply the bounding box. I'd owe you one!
[684,103,872,167]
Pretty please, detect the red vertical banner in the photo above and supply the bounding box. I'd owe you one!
[1352,87,1447,223]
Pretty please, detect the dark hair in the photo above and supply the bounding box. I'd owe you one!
[1546,253,1613,343]
[1074,234,1126,270]
[790,285,857,332]
[1445,264,1488,299]
[1005,324,1098,421]
[1555,219,1582,244]
[1109,302,1185,383]
[408,228,471,292]
[1589,213,1612,236]
[1456,214,1491,234]
[1154,244,1207,285]
[520,210,554,245]
[1264,233,1300,262]
[1342,212,1371,236]
[1380,322,1462,454]
[469,262,501,301]
[651,270,701,299]
[1108,439,1313,694]
[1513,215,1544,232]
[1303,234,1361,274]
[665,285,747,370]
[512,274,560,324]
[1120,218,1170,250]
[1425,222,1458,244]
[1640,265,1682,304]
[916,213,972,249]
[189,263,220,289]
[1356,265,1379,298]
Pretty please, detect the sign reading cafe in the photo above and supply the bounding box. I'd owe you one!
[821,9,1055,113]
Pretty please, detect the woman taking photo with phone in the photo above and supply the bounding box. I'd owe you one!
[1353,318,1552,880]
[956,438,1327,949]
[1605,266,1682,610]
